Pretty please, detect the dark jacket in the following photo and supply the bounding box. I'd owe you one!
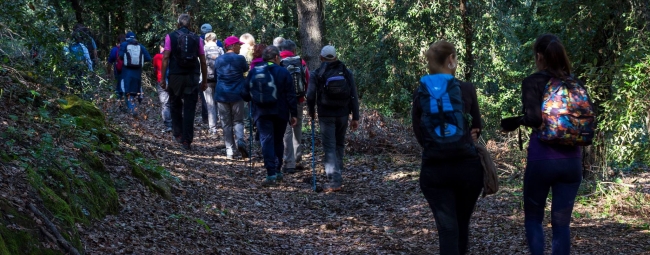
[412,77,482,147]
[306,60,360,120]
[241,62,298,122]
[215,52,248,103]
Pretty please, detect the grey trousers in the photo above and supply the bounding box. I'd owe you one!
[156,83,171,128]
[218,101,245,156]
[283,102,304,168]
[318,116,349,185]
[203,83,218,134]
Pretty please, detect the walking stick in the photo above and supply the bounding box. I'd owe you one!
[311,117,317,192]
[249,104,253,176]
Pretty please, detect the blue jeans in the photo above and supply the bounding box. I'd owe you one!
[318,116,349,185]
[168,74,199,144]
[420,158,483,255]
[524,158,582,255]
[256,115,287,176]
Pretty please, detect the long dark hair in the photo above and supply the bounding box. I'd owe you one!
[534,34,571,78]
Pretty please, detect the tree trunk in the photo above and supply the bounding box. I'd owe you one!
[459,0,474,81]
[68,0,84,25]
[295,0,324,71]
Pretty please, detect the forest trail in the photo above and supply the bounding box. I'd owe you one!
[81,95,650,254]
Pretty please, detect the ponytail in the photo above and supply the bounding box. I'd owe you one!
[534,34,572,79]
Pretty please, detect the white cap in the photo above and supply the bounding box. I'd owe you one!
[200,23,212,34]
[320,45,337,60]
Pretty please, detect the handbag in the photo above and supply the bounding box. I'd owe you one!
[475,141,499,197]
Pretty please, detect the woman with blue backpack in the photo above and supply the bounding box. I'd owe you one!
[412,41,483,255]
[502,34,594,255]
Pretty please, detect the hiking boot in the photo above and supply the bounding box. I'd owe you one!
[182,141,191,150]
[237,140,249,159]
[323,183,342,193]
[261,176,278,187]
[283,168,296,174]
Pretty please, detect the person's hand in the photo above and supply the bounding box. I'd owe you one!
[471,128,480,142]
[350,120,359,131]
[290,117,298,127]
[160,80,167,90]
[201,81,208,91]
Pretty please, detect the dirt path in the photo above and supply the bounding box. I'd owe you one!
[81,97,650,254]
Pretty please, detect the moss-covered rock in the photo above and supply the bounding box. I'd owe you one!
[58,95,119,151]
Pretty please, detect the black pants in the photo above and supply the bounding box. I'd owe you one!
[168,74,199,144]
[524,157,582,255]
[419,157,483,255]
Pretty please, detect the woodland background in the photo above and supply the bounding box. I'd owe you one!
[0,0,649,254]
[2,0,649,172]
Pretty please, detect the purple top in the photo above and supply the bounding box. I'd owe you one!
[527,131,581,161]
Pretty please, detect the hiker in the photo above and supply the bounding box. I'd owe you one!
[197,23,214,126]
[412,41,483,255]
[160,14,209,150]
[119,32,152,116]
[204,32,225,136]
[306,45,360,192]
[273,37,285,47]
[239,33,255,130]
[200,23,224,50]
[153,40,172,132]
[107,34,126,100]
[249,43,266,70]
[72,23,98,68]
[63,31,93,93]
[279,39,310,173]
[214,36,249,159]
[517,34,585,255]
[241,45,298,186]
[239,33,255,65]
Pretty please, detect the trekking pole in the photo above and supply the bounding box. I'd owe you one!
[249,104,253,176]
[311,117,316,191]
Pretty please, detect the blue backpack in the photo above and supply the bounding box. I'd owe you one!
[68,43,86,62]
[418,75,476,159]
[249,63,278,107]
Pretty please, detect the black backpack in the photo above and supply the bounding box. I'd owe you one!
[249,63,278,108]
[317,62,351,108]
[418,76,476,159]
[280,56,306,97]
[174,29,199,68]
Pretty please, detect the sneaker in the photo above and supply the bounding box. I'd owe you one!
[323,183,342,193]
[261,176,278,187]
[226,155,234,160]
[182,142,191,150]
[283,168,296,174]
[237,140,249,159]
[275,172,284,182]
[164,127,172,133]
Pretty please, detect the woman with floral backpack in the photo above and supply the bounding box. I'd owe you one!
[506,33,594,255]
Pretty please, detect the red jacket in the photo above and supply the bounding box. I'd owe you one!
[152,52,163,83]
[279,50,309,103]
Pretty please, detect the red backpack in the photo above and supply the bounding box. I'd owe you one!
[115,47,123,73]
